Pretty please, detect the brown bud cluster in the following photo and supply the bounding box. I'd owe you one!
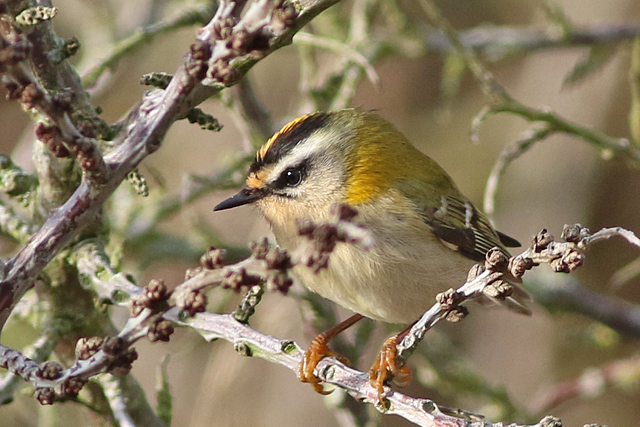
[249,238,270,260]
[61,377,86,398]
[550,249,584,273]
[482,280,514,301]
[20,83,43,109]
[37,361,63,380]
[265,272,293,294]
[208,60,239,86]
[200,246,225,269]
[35,387,55,405]
[436,288,469,322]
[147,319,174,342]
[212,17,237,41]
[297,221,338,271]
[76,138,98,170]
[445,305,468,322]
[313,225,339,253]
[270,0,297,33]
[34,120,104,173]
[75,336,105,360]
[508,256,536,278]
[250,238,292,271]
[204,1,298,86]
[186,40,210,80]
[1,48,103,173]
[217,239,294,295]
[332,203,359,222]
[436,288,464,311]
[532,229,554,252]
[130,279,171,316]
[181,289,207,317]
[222,266,262,291]
[484,248,509,272]
[561,223,590,244]
[35,123,69,158]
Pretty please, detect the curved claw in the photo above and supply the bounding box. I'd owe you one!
[369,335,412,406]
[298,333,350,395]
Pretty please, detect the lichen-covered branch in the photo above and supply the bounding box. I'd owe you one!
[1,196,631,426]
[168,311,563,427]
[0,0,343,331]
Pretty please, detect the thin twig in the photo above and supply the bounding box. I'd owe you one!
[295,31,379,87]
[483,123,553,217]
[0,0,343,331]
[529,356,640,414]
[422,24,640,60]
[3,212,634,424]
[81,5,215,88]
[230,77,274,147]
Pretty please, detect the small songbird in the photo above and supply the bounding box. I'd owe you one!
[214,109,528,399]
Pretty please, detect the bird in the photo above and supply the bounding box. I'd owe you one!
[214,108,528,401]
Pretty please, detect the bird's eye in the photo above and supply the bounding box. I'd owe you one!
[282,167,303,187]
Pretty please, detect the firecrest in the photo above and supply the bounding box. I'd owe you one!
[214,109,528,398]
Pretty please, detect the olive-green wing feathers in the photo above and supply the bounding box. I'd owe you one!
[422,195,519,262]
[421,194,532,315]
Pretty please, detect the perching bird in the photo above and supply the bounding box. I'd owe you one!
[215,109,528,399]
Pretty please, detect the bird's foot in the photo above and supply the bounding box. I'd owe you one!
[369,335,412,406]
[298,333,350,395]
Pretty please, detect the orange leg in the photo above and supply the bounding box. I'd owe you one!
[299,313,364,394]
[369,330,412,404]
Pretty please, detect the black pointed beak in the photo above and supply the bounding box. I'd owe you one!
[214,187,264,211]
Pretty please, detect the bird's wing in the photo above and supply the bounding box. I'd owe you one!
[421,194,518,262]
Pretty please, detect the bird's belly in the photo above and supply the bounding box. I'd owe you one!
[292,228,475,324]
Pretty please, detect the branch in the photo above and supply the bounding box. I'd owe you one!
[95,373,168,427]
[166,311,557,427]
[415,1,640,218]
[422,23,640,60]
[1,197,632,425]
[530,275,640,338]
[0,333,55,405]
[0,0,343,330]
[81,4,215,89]
[229,77,274,148]
[530,356,640,414]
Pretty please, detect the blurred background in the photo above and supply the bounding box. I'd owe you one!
[1,0,640,426]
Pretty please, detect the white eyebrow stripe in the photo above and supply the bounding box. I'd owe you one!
[263,130,338,184]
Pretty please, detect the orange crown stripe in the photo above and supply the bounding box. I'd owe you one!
[257,113,319,161]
